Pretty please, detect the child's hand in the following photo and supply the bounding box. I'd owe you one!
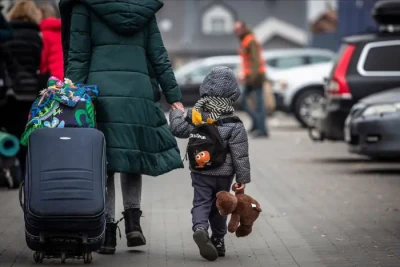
[232,183,246,193]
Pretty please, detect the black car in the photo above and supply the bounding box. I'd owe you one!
[344,88,400,158]
[311,0,400,141]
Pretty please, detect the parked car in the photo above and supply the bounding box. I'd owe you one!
[344,88,400,159]
[163,48,335,115]
[270,61,334,127]
[311,0,400,141]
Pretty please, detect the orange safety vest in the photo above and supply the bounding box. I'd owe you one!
[239,33,266,76]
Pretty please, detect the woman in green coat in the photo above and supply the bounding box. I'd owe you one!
[59,0,184,254]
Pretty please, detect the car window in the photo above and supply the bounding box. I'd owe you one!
[363,44,400,72]
[274,56,306,69]
[187,63,239,83]
[309,56,332,64]
[191,67,210,77]
[266,59,277,67]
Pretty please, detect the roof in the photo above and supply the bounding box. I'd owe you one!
[343,32,400,44]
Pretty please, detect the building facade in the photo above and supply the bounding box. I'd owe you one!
[157,0,308,66]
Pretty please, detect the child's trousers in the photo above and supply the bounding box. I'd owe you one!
[191,172,234,238]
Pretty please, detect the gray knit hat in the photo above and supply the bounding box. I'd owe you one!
[199,66,241,101]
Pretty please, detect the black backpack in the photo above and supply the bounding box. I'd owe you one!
[185,116,242,170]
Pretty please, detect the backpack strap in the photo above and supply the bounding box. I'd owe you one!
[185,116,193,124]
[217,116,242,125]
[185,115,242,125]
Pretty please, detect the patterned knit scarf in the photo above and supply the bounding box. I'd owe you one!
[193,96,235,120]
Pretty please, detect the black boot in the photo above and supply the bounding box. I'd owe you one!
[123,208,146,247]
[193,227,218,261]
[97,222,121,254]
[211,237,226,257]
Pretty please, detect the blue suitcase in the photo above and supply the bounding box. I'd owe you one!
[21,128,106,263]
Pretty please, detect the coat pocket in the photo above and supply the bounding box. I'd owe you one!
[146,58,161,102]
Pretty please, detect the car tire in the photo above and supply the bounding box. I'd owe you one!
[294,88,324,128]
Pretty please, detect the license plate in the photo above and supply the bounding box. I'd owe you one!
[344,116,351,142]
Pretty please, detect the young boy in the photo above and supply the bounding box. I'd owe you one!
[169,66,250,261]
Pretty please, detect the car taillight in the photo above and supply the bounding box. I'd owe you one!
[326,45,355,99]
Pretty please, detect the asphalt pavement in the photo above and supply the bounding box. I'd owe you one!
[0,113,399,267]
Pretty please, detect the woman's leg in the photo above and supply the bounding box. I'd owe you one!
[105,172,116,222]
[120,173,142,209]
[120,173,146,247]
[98,172,118,254]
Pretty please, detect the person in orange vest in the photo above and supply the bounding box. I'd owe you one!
[235,21,269,138]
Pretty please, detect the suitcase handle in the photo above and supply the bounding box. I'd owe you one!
[19,180,24,210]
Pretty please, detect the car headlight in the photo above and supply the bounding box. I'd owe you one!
[272,80,288,91]
[362,103,400,116]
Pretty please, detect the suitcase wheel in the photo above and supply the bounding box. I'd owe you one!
[83,252,92,264]
[33,251,44,263]
[61,252,66,263]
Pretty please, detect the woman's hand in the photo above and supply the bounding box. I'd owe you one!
[171,102,184,112]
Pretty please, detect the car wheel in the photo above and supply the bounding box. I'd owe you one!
[294,88,324,128]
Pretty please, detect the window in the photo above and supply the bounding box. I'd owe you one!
[191,66,212,78]
[266,59,277,67]
[364,45,400,71]
[358,41,400,76]
[186,63,239,84]
[202,5,234,35]
[210,18,226,34]
[274,57,306,69]
[309,56,332,64]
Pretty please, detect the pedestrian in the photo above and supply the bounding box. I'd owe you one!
[169,66,251,261]
[0,4,12,42]
[59,0,184,254]
[39,5,63,80]
[234,20,269,138]
[0,0,43,175]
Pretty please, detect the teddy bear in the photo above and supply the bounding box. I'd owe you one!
[216,185,262,237]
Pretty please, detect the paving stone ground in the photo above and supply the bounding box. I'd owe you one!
[0,113,399,267]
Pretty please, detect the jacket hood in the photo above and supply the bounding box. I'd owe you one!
[77,0,163,34]
[199,66,241,101]
[40,18,61,31]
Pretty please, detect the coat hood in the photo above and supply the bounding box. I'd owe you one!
[40,18,61,32]
[199,66,241,101]
[60,0,163,35]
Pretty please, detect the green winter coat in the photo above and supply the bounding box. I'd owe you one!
[59,0,183,176]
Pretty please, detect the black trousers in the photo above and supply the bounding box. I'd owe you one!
[0,97,31,173]
[191,172,234,238]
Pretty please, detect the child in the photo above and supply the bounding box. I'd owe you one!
[169,66,250,261]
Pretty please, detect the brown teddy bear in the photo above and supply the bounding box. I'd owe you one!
[216,185,262,237]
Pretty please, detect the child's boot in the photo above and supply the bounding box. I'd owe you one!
[212,236,226,257]
[193,227,218,261]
